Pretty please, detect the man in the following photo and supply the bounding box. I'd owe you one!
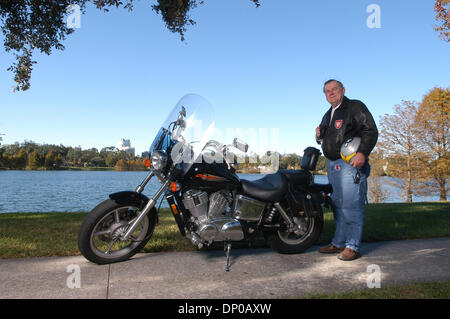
[316,79,378,261]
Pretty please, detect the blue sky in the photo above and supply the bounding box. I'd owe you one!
[1,0,449,156]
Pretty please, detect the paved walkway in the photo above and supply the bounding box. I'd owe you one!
[1,237,449,299]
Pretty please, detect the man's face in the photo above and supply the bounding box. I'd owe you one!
[324,81,345,107]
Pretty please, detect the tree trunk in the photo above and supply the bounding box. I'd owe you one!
[439,178,447,201]
[407,152,413,202]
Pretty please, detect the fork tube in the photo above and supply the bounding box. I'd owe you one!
[136,170,155,194]
[123,179,170,240]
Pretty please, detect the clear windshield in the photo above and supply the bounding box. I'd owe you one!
[149,94,215,176]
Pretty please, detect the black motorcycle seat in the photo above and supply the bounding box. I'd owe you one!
[240,172,288,202]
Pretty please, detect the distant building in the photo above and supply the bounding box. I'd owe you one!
[118,138,135,157]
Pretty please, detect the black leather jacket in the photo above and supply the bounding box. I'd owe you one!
[318,96,378,161]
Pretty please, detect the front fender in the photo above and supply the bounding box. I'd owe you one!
[109,191,158,222]
[109,191,150,206]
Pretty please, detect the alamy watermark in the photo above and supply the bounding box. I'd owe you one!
[367,4,381,29]
[66,264,81,289]
[167,121,281,170]
[66,4,81,29]
[366,264,382,288]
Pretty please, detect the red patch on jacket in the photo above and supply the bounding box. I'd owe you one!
[334,120,343,129]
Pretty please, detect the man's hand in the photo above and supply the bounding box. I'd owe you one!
[351,152,366,168]
[315,126,322,140]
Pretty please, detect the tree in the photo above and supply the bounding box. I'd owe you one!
[13,149,27,169]
[377,101,422,202]
[44,149,62,169]
[434,0,450,42]
[416,87,449,201]
[27,150,43,169]
[105,149,128,167]
[315,155,327,174]
[114,159,129,171]
[279,153,301,169]
[0,0,260,92]
[66,146,83,166]
[90,155,106,167]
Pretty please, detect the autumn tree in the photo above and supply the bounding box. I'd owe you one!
[0,0,260,92]
[27,150,43,169]
[415,87,449,201]
[114,159,129,171]
[44,149,62,169]
[434,0,450,41]
[2,148,27,169]
[377,101,423,202]
[14,149,27,169]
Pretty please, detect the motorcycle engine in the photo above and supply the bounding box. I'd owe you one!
[182,190,244,247]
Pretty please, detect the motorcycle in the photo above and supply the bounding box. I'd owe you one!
[78,94,332,271]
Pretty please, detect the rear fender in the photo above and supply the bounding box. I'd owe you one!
[308,192,325,220]
[288,189,324,221]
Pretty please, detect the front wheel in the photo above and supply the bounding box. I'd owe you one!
[78,199,157,264]
[264,206,323,254]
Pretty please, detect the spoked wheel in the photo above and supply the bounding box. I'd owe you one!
[78,199,157,264]
[264,206,323,254]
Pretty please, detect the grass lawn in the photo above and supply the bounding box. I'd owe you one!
[0,202,448,259]
[319,202,450,245]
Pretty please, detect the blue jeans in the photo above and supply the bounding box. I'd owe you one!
[327,159,369,252]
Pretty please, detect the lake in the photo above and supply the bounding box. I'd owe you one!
[0,170,441,213]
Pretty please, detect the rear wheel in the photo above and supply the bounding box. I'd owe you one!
[264,205,323,254]
[78,199,157,264]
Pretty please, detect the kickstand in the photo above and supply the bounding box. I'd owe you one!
[224,242,232,272]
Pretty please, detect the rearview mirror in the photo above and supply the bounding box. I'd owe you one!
[233,138,248,153]
[176,106,186,128]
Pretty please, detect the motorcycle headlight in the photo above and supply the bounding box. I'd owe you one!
[151,150,167,171]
